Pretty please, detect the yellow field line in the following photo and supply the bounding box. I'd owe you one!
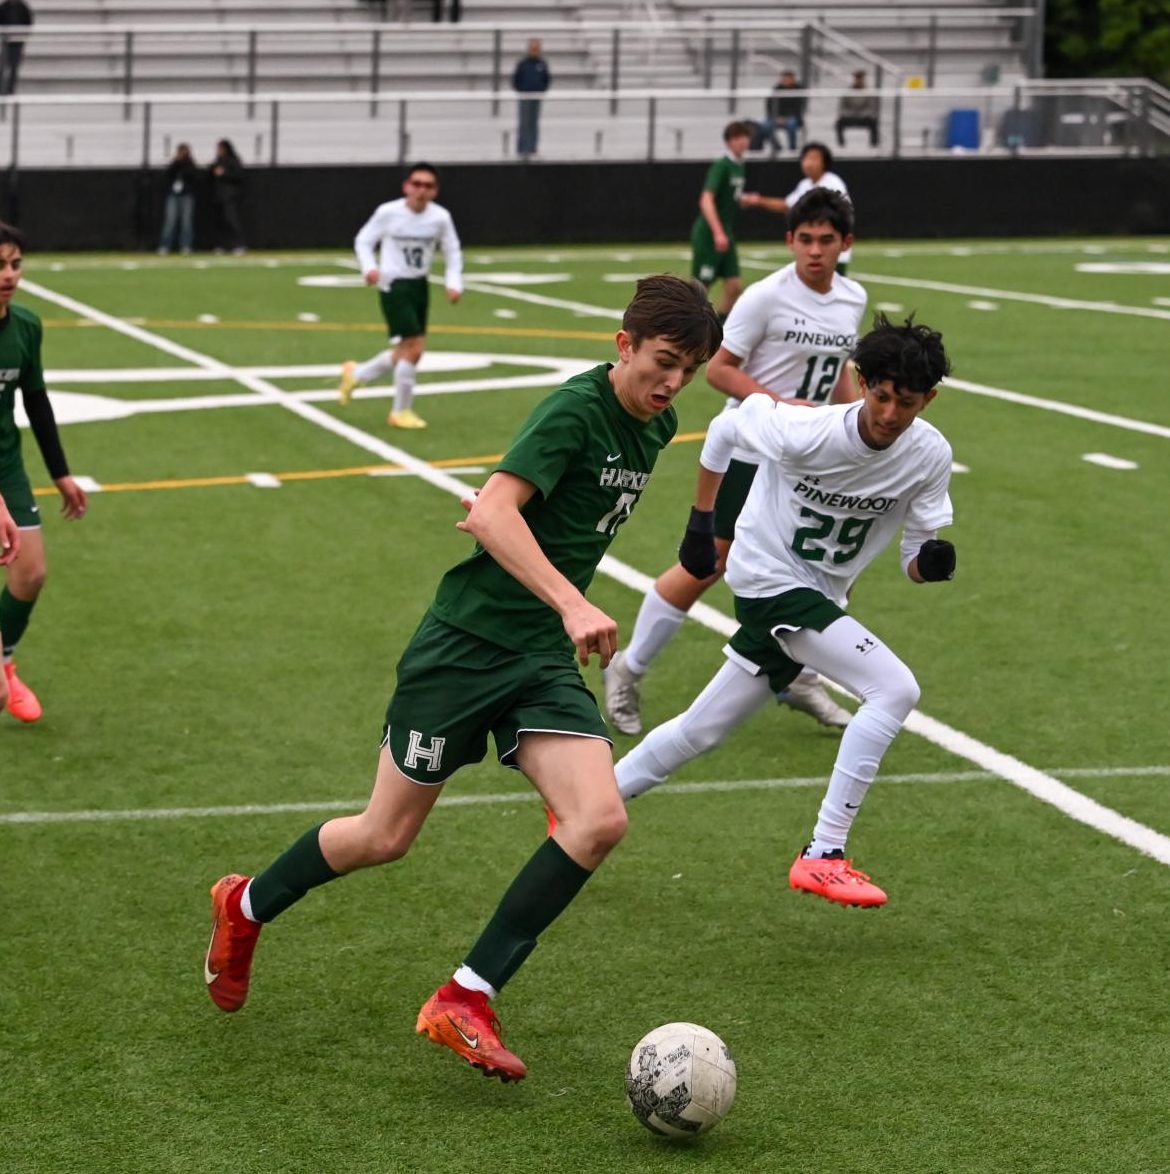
[31,433,707,498]
[41,318,614,342]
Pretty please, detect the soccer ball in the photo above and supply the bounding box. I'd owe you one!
[625,1022,737,1138]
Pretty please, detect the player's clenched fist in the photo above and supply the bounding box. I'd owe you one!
[563,600,619,668]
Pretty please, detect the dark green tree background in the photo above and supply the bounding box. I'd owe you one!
[1045,0,1170,83]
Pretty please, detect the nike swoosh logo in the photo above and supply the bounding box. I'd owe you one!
[845,802,860,809]
[204,917,220,985]
[446,1014,479,1049]
[606,452,621,461]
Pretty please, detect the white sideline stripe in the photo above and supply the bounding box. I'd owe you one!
[459,278,625,321]
[4,765,1168,826]
[945,377,1170,441]
[27,280,1170,868]
[368,464,485,478]
[246,472,282,488]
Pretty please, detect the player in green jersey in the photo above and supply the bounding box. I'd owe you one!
[691,120,777,321]
[0,223,88,724]
[204,275,722,1083]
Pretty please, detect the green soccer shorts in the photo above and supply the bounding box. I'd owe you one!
[690,223,740,286]
[0,463,41,529]
[726,588,846,692]
[713,457,758,542]
[384,612,613,785]
[378,277,429,341]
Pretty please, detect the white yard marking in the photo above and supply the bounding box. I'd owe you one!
[1082,452,1138,470]
[493,308,518,319]
[4,765,1168,826]
[245,472,282,488]
[297,312,320,323]
[951,461,970,473]
[368,464,485,478]
[459,278,624,321]
[460,272,570,286]
[197,313,219,324]
[72,474,103,492]
[1075,262,1170,275]
[945,377,1170,440]
[22,279,1170,866]
[966,300,999,311]
[874,301,904,313]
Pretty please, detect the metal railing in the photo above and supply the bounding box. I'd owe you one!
[0,79,1164,171]
[9,9,1041,110]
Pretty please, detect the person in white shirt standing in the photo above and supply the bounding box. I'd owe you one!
[752,143,854,275]
[339,162,464,430]
[614,314,955,909]
[605,188,866,736]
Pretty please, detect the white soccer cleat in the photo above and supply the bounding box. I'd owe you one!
[604,650,644,736]
[779,671,852,729]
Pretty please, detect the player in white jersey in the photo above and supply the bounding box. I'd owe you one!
[752,143,854,274]
[338,162,464,430]
[614,315,956,908]
[605,188,865,736]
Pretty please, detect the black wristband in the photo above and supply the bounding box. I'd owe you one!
[686,507,715,534]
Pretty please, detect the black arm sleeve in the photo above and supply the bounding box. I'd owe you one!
[22,387,70,480]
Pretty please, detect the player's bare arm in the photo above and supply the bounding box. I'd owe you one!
[698,191,729,252]
[706,347,783,404]
[458,470,619,666]
[0,494,19,565]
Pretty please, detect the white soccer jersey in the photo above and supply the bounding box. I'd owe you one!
[785,170,854,265]
[354,199,463,293]
[702,395,953,607]
[717,262,866,464]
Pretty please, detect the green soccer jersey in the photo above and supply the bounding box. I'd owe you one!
[692,154,746,240]
[0,305,46,477]
[431,363,677,652]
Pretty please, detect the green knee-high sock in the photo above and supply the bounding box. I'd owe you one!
[0,588,35,658]
[247,823,342,922]
[463,838,592,992]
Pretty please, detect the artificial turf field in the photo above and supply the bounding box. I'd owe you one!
[4,239,1170,1172]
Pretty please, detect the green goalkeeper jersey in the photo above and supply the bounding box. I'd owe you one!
[430,363,677,653]
[0,305,46,476]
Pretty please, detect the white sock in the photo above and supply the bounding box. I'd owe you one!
[808,705,904,853]
[624,587,689,676]
[453,964,498,999]
[615,660,772,800]
[393,359,418,413]
[239,879,259,923]
[355,349,394,384]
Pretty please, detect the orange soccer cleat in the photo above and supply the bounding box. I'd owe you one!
[4,662,42,723]
[416,980,528,1083]
[204,874,262,1012]
[789,848,888,908]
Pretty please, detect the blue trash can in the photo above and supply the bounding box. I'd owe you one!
[945,109,980,149]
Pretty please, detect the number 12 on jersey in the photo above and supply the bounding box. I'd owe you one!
[795,355,841,403]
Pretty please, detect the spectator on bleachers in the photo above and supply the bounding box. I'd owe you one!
[0,0,32,97]
[836,70,879,148]
[512,39,550,159]
[210,139,246,255]
[158,143,198,256]
[761,70,805,155]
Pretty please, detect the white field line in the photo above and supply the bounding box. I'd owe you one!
[4,765,1168,826]
[26,280,1170,867]
[458,278,625,321]
[742,255,1170,323]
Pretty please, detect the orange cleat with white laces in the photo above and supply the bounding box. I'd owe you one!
[204,874,262,1012]
[789,848,887,908]
[4,662,42,723]
[416,980,528,1083]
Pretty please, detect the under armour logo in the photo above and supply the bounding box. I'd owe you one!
[856,637,876,655]
[404,729,445,772]
[804,475,821,485]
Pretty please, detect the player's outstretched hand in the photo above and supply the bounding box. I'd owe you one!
[679,507,718,579]
[446,288,461,304]
[0,510,19,565]
[916,538,956,581]
[563,599,619,669]
[55,476,88,521]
